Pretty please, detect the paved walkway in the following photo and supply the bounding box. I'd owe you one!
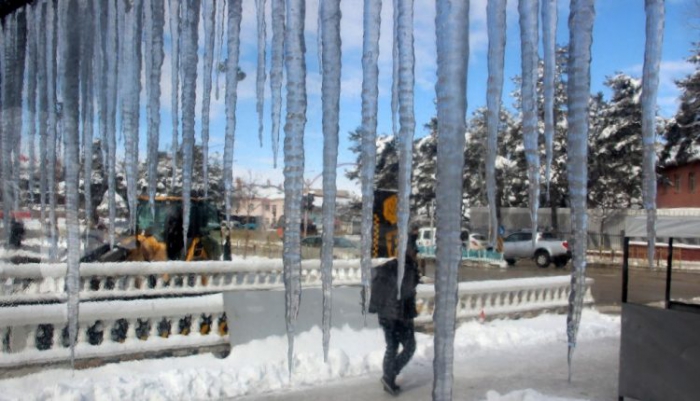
[236,337,620,401]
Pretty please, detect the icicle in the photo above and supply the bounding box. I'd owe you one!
[433,1,469,399]
[1,14,15,245]
[25,5,38,209]
[542,0,557,201]
[36,2,48,236]
[214,0,226,100]
[519,0,540,247]
[269,0,285,168]
[224,0,243,242]
[106,0,119,248]
[10,10,26,214]
[256,0,267,147]
[359,0,382,322]
[58,0,81,369]
[485,0,507,248]
[395,0,415,299]
[80,0,95,249]
[319,0,342,363]
[121,0,143,235]
[317,0,323,76]
[180,0,200,257]
[565,0,594,383]
[391,0,399,137]
[169,0,181,192]
[201,0,215,198]
[146,0,165,216]
[642,0,664,268]
[94,0,108,200]
[46,0,59,260]
[284,0,307,379]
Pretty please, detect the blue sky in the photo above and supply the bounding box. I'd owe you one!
[147,0,697,194]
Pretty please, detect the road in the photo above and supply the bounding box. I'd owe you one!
[422,259,700,309]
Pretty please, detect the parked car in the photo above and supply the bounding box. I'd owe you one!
[300,236,360,259]
[502,231,571,268]
[419,227,480,250]
[467,233,487,250]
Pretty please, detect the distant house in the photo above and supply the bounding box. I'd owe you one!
[657,160,700,208]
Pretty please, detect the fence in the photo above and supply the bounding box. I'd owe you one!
[0,259,594,371]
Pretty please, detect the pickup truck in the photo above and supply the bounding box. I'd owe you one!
[502,231,571,268]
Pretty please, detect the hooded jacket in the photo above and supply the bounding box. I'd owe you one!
[368,257,421,321]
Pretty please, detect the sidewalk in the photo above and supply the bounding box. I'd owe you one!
[238,337,620,401]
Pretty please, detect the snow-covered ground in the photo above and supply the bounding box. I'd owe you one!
[0,309,620,401]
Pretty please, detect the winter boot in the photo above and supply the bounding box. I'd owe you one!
[381,376,400,396]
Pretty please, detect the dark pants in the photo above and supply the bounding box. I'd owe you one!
[379,317,416,384]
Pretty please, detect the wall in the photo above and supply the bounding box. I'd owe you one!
[658,161,700,208]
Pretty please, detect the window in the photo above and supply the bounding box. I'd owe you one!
[689,172,696,193]
[674,174,681,192]
[264,204,270,212]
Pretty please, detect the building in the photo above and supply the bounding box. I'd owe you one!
[657,160,700,208]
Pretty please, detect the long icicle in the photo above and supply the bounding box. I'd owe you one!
[168,0,181,192]
[283,0,307,379]
[36,2,48,241]
[1,13,16,245]
[269,0,285,168]
[432,1,469,398]
[641,0,665,268]
[214,0,226,100]
[359,0,382,322]
[180,0,200,257]
[10,9,26,214]
[320,0,342,363]
[542,0,557,201]
[395,0,415,299]
[391,0,399,137]
[25,4,37,211]
[256,0,267,147]
[58,0,81,369]
[46,0,59,260]
[565,0,595,383]
[106,0,119,248]
[201,0,216,197]
[80,0,94,250]
[485,0,507,248]
[519,0,540,247]
[146,0,165,215]
[122,0,143,235]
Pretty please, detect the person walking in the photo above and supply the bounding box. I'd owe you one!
[369,235,421,395]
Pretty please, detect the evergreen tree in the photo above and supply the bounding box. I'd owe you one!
[661,43,700,165]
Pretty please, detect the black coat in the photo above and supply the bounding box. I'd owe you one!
[368,258,420,321]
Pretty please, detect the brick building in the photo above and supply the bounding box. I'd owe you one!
[657,160,700,208]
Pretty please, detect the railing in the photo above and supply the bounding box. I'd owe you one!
[415,276,594,325]
[418,245,504,265]
[0,259,376,304]
[0,258,594,371]
[0,294,228,369]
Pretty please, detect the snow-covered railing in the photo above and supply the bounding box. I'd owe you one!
[0,259,375,304]
[414,276,595,325]
[0,294,228,369]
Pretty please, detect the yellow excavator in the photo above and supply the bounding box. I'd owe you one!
[82,196,223,263]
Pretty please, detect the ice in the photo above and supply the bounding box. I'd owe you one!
[256,0,267,148]
[168,0,181,192]
[36,1,48,236]
[485,0,507,247]
[57,0,81,367]
[565,0,595,382]
[106,0,119,248]
[79,0,95,248]
[201,0,216,198]
[283,0,307,378]
[395,0,415,298]
[359,0,382,320]
[641,0,665,267]
[1,12,16,245]
[120,0,143,235]
[214,0,226,100]
[224,0,243,233]
[46,0,59,260]
[542,0,557,200]
[519,0,540,246]
[10,11,26,214]
[319,0,342,363]
[269,0,285,168]
[180,0,200,255]
[433,0,470,398]
[391,0,399,137]
[25,5,38,211]
[145,0,165,217]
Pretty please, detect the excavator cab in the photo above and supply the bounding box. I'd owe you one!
[82,196,223,262]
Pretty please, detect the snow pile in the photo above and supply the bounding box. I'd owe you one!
[0,309,619,401]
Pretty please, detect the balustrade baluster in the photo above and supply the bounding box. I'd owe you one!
[25,325,37,350]
[52,324,63,349]
[126,318,138,341]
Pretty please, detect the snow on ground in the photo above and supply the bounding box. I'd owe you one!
[0,309,620,401]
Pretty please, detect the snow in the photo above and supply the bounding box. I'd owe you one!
[0,309,620,401]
